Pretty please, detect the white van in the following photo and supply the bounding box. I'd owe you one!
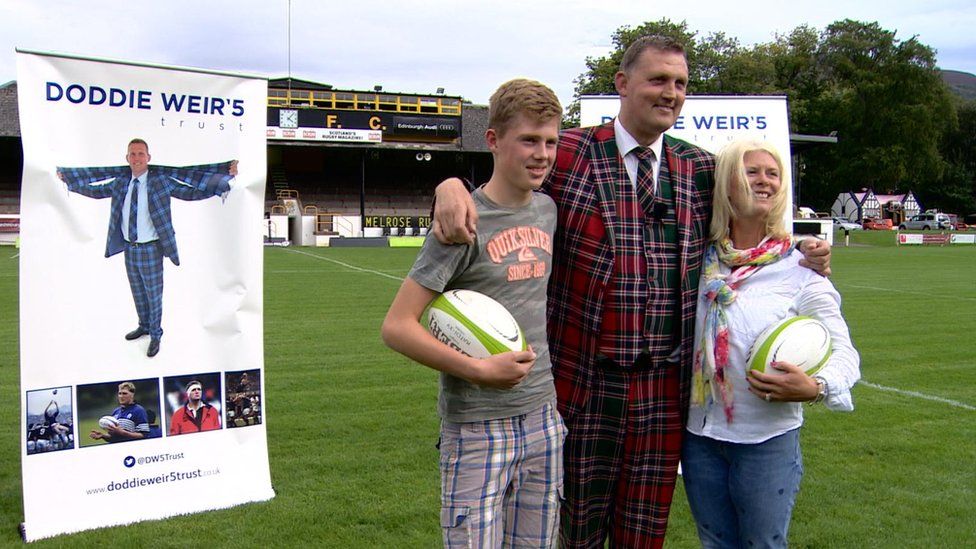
[899,212,951,230]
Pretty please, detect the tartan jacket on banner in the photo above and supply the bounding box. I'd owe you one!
[544,122,715,420]
[58,162,235,265]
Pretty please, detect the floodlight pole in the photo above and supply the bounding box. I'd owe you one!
[287,0,292,99]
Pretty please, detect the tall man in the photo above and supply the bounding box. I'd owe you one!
[434,36,830,548]
[58,139,237,357]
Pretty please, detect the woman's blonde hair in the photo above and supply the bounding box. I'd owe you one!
[709,139,790,242]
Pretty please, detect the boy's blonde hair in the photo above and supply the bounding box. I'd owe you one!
[709,140,790,242]
[488,79,562,136]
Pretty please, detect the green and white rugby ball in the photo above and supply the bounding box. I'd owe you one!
[426,289,526,358]
[747,316,831,376]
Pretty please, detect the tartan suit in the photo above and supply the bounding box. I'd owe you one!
[60,162,234,339]
[543,122,714,547]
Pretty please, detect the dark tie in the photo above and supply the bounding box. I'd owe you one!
[634,146,656,216]
[128,177,139,242]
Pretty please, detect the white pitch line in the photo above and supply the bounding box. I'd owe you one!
[284,248,403,281]
[844,283,976,302]
[859,380,976,411]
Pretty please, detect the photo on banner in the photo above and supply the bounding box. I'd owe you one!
[16,50,273,541]
[225,369,263,429]
[25,386,74,455]
[163,372,223,437]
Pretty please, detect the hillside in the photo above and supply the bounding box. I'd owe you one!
[942,69,976,101]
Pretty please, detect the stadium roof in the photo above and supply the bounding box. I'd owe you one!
[790,133,838,153]
[0,81,19,137]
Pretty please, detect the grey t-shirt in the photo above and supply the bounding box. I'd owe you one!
[409,188,557,422]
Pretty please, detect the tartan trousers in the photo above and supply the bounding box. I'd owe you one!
[560,359,683,548]
[124,241,164,339]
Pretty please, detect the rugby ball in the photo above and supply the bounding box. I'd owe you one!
[747,316,831,376]
[426,289,526,359]
[98,415,119,429]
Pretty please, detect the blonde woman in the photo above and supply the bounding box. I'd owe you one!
[682,140,860,549]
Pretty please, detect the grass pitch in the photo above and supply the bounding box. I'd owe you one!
[1,231,973,547]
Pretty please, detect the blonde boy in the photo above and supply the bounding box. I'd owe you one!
[382,79,564,547]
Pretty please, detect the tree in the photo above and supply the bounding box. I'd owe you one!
[798,21,955,207]
[935,100,976,213]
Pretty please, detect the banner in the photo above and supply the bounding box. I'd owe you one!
[17,51,273,541]
[579,95,794,226]
[898,233,955,245]
[266,125,382,142]
[898,233,925,245]
[267,106,461,141]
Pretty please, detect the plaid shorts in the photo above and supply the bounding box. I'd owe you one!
[439,399,566,548]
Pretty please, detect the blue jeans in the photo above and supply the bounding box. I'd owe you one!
[681,429,803,549]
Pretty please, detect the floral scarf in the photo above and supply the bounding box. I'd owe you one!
[692,236,795,423]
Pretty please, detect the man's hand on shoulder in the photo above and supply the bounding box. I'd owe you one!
[228,160,239,177]
[432,178,477,245]
[798,237,831,277]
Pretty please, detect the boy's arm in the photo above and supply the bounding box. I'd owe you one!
[381,277,535,389]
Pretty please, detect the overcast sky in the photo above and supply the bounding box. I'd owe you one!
[2,0,974,106]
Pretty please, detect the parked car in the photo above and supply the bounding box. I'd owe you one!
[832,217,862,231]
[862,218,894,230]
[946,214,971,230]
[899,213,951,231]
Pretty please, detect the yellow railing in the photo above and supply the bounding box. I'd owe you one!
[268,89,461,116]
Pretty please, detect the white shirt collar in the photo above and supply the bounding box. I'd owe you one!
[614,118,664,161]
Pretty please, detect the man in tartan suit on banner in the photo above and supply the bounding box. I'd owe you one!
[58,138,237,358]
[434,36,830,548]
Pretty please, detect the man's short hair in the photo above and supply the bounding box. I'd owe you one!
[619,35,687,74]
[488,79,562,136]
[128,138,149,153]
[118,381,136,394]
[185,380,202,393]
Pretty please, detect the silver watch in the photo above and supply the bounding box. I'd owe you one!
[811,376,828,405]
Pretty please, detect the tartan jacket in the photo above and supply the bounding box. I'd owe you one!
[544,122,714,420]
[59,162,234,265]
